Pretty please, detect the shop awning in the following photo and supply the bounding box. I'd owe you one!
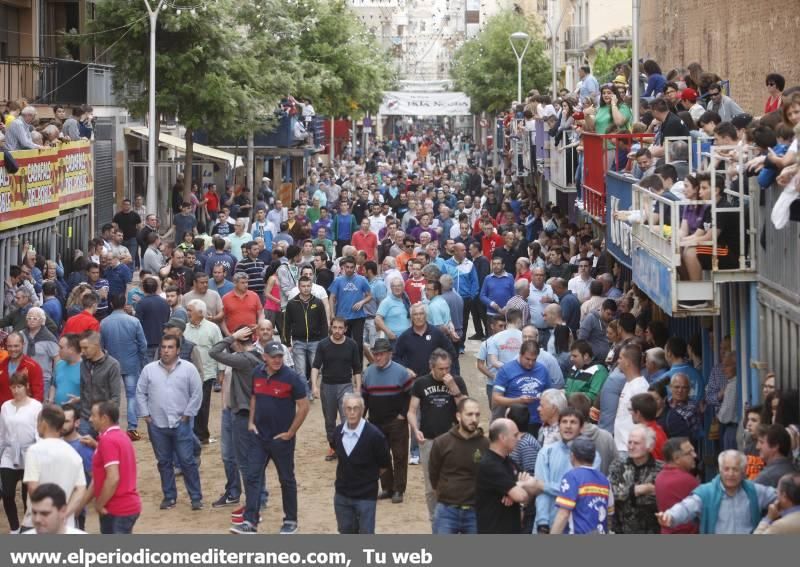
[125,126,240,168]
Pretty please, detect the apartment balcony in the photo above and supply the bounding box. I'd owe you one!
[0,56,117,107]
[565,25,587,53]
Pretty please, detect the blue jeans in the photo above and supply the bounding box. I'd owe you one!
[433,503,477,534]
[124,238,139,268]
[232,412,268,513]
[221,408,241,500]
[123,374,138,430]
[721,422,739,451]
[292,340,319,383]
[99,513,139,534]
[244,433,296,526]
[147,420,203,503]
[334,492,377,534]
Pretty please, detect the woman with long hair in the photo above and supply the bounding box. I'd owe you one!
[263,256,284,328]
[643,60,667,97]
[0,371,42,533]
[65,283,92,318]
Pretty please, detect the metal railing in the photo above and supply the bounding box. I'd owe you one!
[627,144,756,275]
[548,128,577,190]
[581,132,655,221]
[756,178,800,302]
[1,56,117,106]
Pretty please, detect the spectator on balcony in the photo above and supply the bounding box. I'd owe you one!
[5,106,44,151]
[577,66,600,107]
[764,73,786,115]
[631,148,655,180]
[77,105,94,140]
[643,60,667,98]
[679,172,740,286]
[705,83,744,123]
[650,99,691,159]
[591,84,632,136]
[61,107,82,141]
[678,88,706,124]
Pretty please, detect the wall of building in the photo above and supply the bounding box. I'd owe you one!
[640,0,800,114]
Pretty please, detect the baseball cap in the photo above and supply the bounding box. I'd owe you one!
[570,436,596,464]
[372,338,392,353]
[262,340,285,357]
[678,88,698,103]
[163,318,186,332]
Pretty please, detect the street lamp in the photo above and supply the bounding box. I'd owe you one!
[144,0,167,216]
[509,31,531,104]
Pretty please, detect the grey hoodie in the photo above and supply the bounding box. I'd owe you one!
[582,423,618,475]
[209,337,262,413]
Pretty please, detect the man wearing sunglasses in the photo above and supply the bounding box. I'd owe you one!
[705,82,744,122]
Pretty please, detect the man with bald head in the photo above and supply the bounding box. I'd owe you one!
[476,418,540,533]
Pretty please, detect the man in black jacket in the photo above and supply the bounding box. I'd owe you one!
[333,393,390,534]
[283,276,328,390]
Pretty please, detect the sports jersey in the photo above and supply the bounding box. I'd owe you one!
[555,465,614,534]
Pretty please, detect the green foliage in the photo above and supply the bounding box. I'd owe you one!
[451,11,550,114]
[592,45,633,83]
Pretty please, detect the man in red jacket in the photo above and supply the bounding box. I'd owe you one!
[0,331,44,403]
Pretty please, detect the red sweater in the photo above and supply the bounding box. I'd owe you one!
[655,464,700,534]
[645,419,667,461]
[481,233,504,260]
[0,356,44,404]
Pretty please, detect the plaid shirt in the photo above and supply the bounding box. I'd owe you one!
[704,363,726,415]
[505,295,530,326]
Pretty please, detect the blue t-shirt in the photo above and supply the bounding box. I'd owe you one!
[493,359,551,424]
[376,295,410,337]
[209,278,234,297]
[555,466,613,534]
[329,274,371,320]
[477,339,496,384]
[335,213,354,240]
[426,296,451,326]
[53,360,81,405]
[66,438,95,481]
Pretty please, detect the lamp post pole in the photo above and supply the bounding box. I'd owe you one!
[144,0,167,215]
[509,31,531,104]
[545,0,568,97]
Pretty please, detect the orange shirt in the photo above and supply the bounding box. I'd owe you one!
[222,290,262,331]
[396,251,415,273]
[352,230,378,261]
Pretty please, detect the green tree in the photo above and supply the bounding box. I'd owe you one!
[286,0,394,118]
[92,0,275,198]
[451,11,550,114]
[591,45,633,82]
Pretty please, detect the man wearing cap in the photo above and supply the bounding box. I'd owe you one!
[550,437,613,535]
[361,338,414,504]
[236,340,310,535]
[137,334,204,511]
[678,88,705,123]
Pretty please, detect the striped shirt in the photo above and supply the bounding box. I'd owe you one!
[236,258,266,297]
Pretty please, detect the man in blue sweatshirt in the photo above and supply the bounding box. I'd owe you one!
[479,256,515,318]
[445,243,478,342]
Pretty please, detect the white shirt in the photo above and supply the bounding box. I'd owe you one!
[342,418,366,456]
[568,275,594,303]
[22,438,86,528]
[369,214,386,237]
[24,526,87,534]
[614,376,650,451]
[0,399,42,469]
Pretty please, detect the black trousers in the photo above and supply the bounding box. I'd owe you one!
[467,296,487,337]
[0,468,26,531]
[345,317,365,362]
[194,379,214,443]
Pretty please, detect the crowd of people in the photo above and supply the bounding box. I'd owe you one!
[2,59,800,537]
[1,100,94,151]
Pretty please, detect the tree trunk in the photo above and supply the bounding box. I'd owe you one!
[183,126,194,203]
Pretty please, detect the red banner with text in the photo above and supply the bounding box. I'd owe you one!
[0,140,94,231]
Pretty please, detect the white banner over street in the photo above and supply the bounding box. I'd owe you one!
[379,91,471,116]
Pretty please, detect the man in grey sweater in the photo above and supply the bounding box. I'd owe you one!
[79,331,122,437]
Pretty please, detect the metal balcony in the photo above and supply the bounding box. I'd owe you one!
[1,56,117,107]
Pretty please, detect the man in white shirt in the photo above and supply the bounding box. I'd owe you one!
[613,344,650,457]
[27,484,87,534]
[568,258,594,303]
[22,406,87,530]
